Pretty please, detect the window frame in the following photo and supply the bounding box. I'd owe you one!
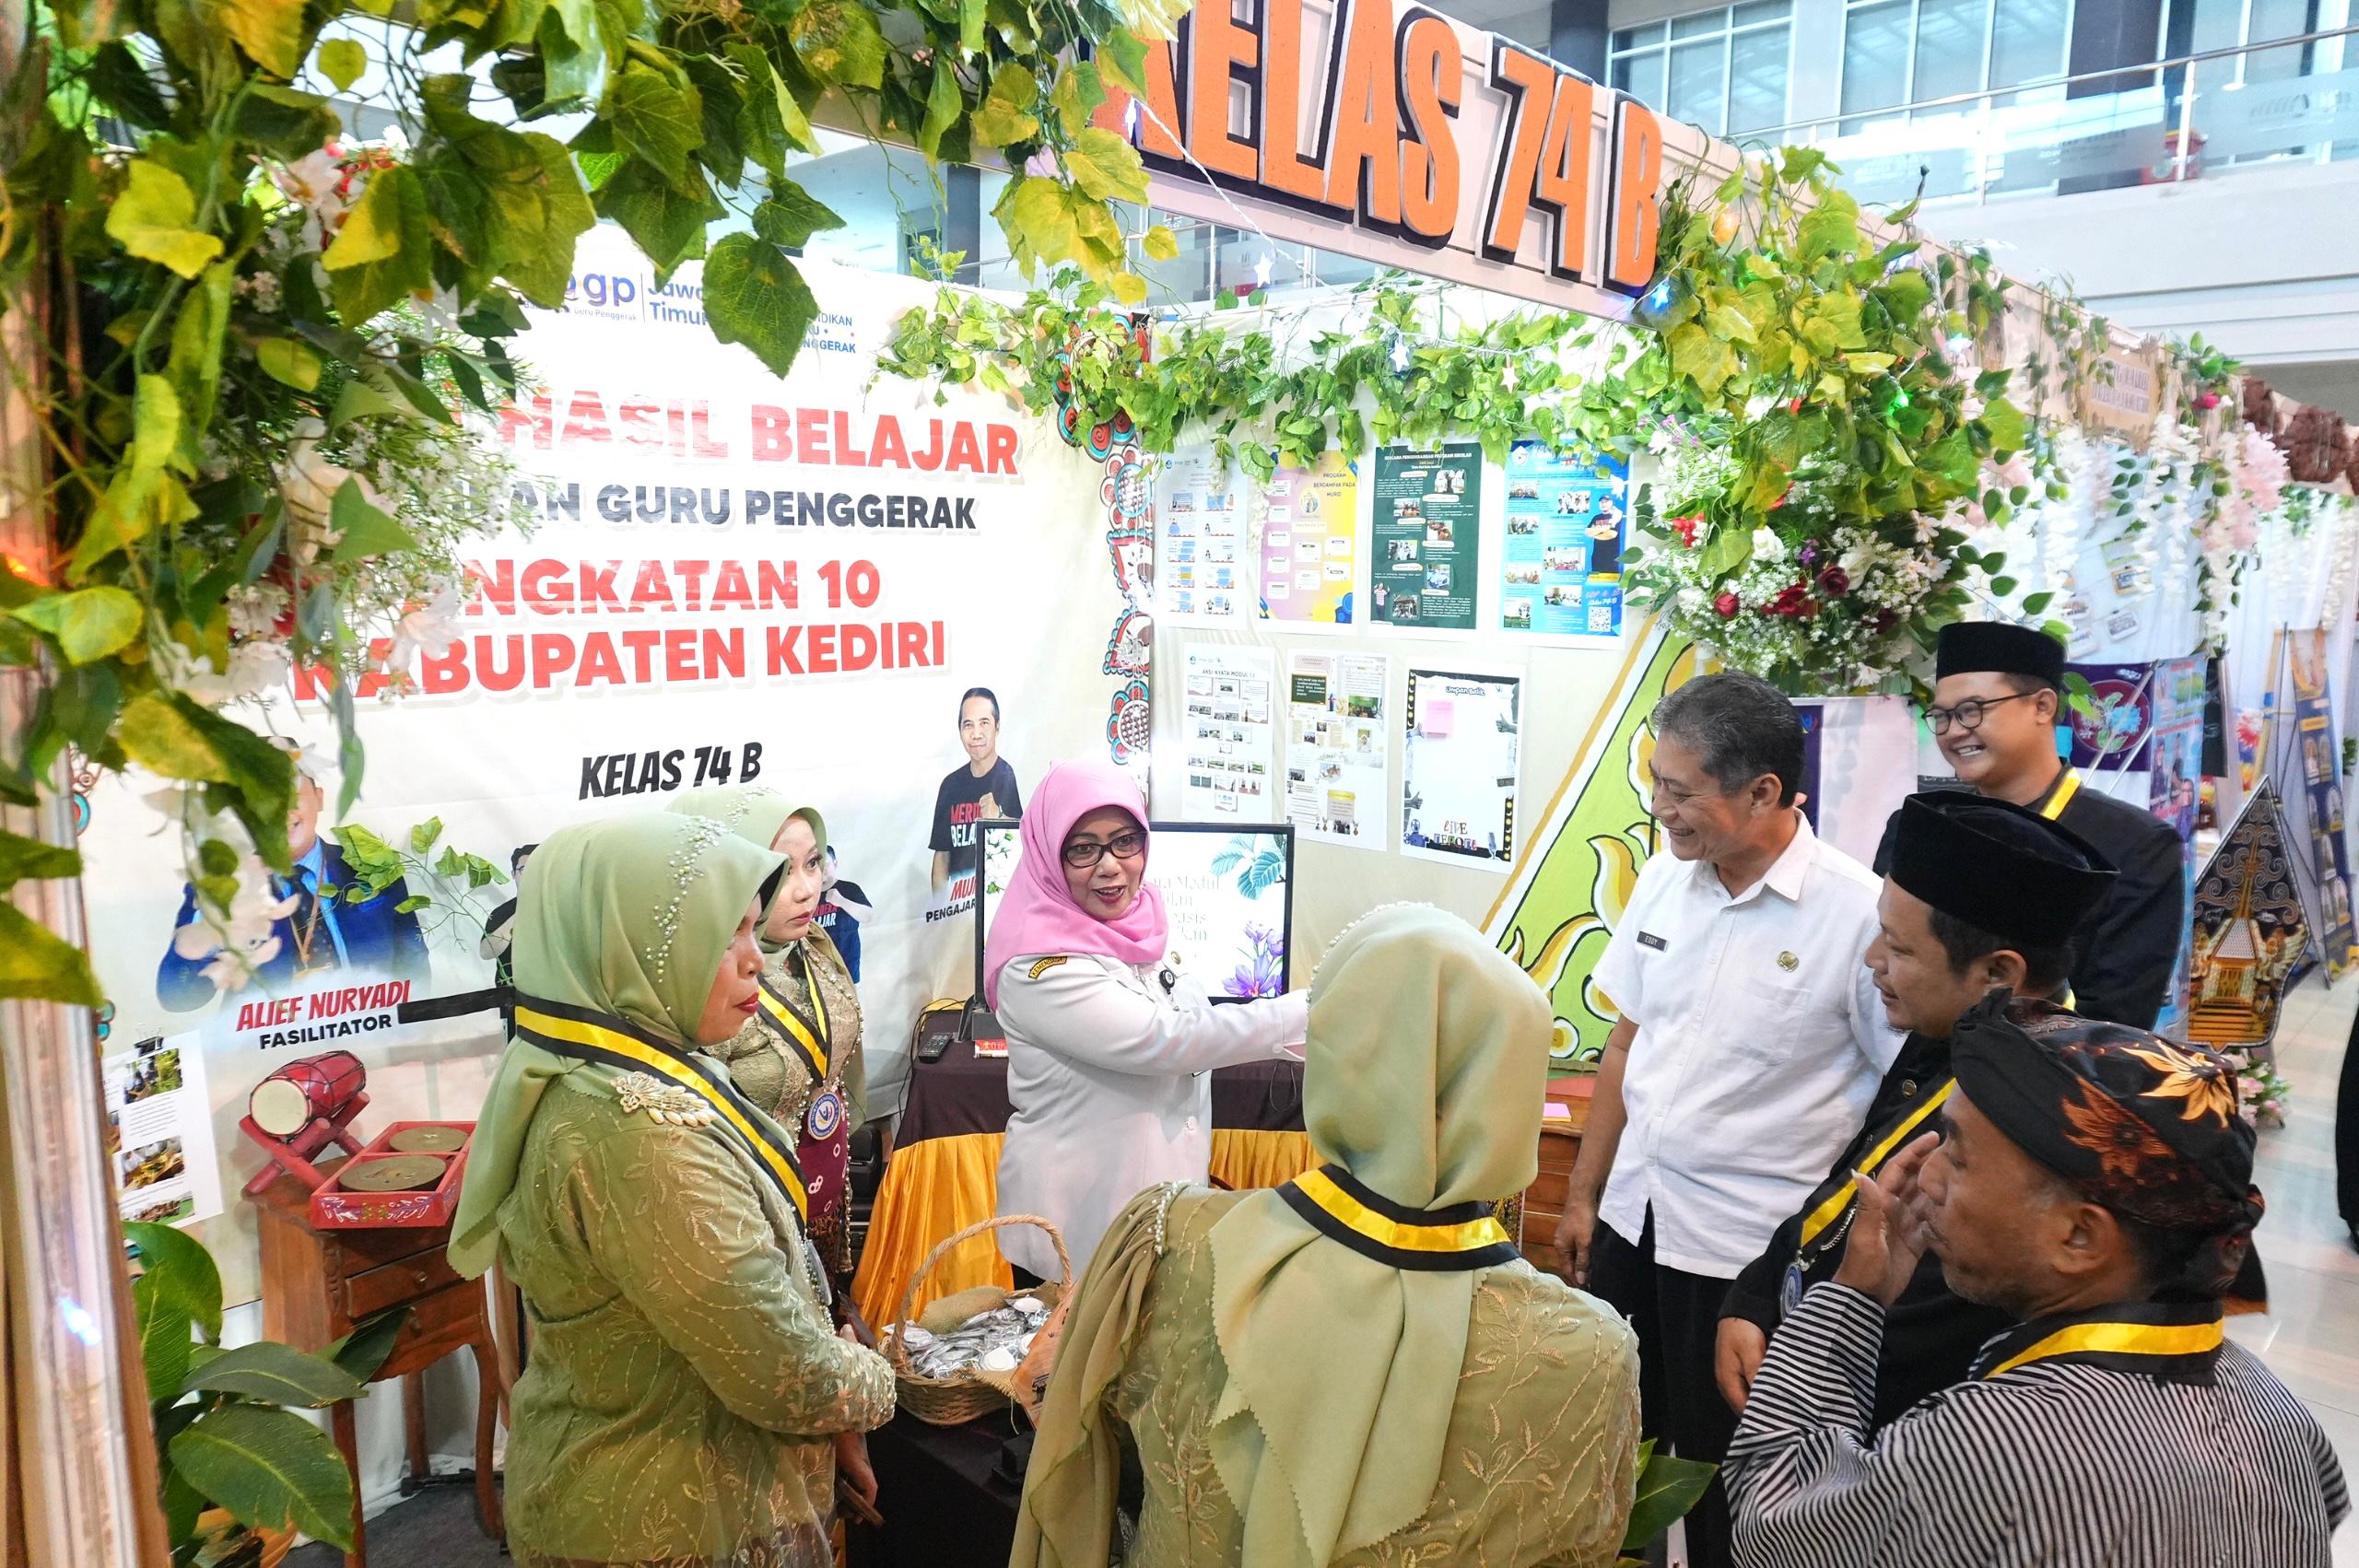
[1836,0,2079,121]
[1608,1,1797,137]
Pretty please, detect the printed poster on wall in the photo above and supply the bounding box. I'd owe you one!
[1256,451,1359,626]
[2281,629,2357,976]
[1372,443,1484,628]
[1156,447,1249,622]
[2144,657,2206,1034]
[70,230,1122,1308]
[1402,667,1521,871]
[2063,661,2159,770]
[1180,644,1278,820]
[1500,441,1626,639]
[104,1030,223,1228]
[1285,651,1391,849]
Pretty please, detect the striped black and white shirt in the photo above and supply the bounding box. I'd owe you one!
[1726,1282,2349,1567]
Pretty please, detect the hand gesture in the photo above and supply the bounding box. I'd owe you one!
[978,792,1000,817]
[1830,1130,1939,1307]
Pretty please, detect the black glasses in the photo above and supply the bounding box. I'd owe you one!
[1062,830,1147,869]
[1925,691,2038,735]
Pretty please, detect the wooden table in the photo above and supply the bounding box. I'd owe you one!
[1519,1077,1593,1277]
[251,1163,503,1568]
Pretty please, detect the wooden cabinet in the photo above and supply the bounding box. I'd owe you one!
[1519,1082,1592,1279]
[251,1162,503,1568]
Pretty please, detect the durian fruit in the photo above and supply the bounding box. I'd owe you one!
[918,1284,1012,1336]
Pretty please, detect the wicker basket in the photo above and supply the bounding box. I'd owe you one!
[884,1213,1071,1426]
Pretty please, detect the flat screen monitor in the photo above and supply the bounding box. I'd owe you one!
[973,819,1294,1003]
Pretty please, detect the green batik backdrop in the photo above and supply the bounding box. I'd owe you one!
[1485,623,1706,1068]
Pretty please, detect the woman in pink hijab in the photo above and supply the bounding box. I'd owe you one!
[987,760,1308,1282]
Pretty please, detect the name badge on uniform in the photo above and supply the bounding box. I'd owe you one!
[805,1087,846,1142]
[1637,931,1668,951]
[1782,1258,1806,1316]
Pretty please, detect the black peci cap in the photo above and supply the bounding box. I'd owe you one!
[1886,790,2116,947]
[1935,621,2068,691]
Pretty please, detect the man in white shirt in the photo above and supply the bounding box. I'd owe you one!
[1553,671,1901,1568]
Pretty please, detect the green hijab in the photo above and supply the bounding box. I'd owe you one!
[664,786,825,860]
[666,788,825,952]
[1202,903,1546,1567]
[1018,904,1546,1568]
[448,813,784,1277]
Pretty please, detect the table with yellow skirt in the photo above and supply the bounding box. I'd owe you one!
[852,1042,1310,1327]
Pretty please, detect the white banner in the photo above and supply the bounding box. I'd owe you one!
[76,229,1120,1305]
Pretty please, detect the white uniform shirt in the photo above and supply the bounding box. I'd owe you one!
[992,953,1308,1280]
[1592,814,1901,1279]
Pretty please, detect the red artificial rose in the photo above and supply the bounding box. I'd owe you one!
[1769,583,1811,617]
[1713,591,1741,618]
[1816,566,1852,596]
[2195,392,2222,410]
[1871,608,1899,633]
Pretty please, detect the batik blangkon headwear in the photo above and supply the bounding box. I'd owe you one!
[1950,993,2263,1293]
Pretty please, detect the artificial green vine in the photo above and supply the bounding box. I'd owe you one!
[0,0,1170,1006]
[877,264,1619,483]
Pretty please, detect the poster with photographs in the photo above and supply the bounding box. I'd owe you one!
[1180,644,1279,820]
[1500,440,1626,639]
[1371,443,1484,629]
[1402,668,1522,872]
[103,1031,223,1227]
[1285,651,1391,849]
[1256,451,1360,627]
[1156,447,1249,623]
[2145,657,2206,1034]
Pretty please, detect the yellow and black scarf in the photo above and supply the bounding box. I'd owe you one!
[1974,1297,2224,1385]
[753,946,832,1085]
[512,995,809,1222]
[1276,1164,1520,1271]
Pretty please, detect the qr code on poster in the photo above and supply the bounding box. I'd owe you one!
[1587,604,1613,634]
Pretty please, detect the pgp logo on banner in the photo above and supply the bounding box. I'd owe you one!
[566,267,645,323]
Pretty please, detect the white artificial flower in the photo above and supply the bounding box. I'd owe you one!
[388,581,466,669]
[155,640,291,708]
[228,584,289,639]
[1751,527,1786,561]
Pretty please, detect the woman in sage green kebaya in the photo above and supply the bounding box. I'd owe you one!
[449,813,895,1568]
[1015,903,1642,1568]
[664,787,867,1283]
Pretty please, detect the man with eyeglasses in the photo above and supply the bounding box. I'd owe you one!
[1889,622,2186,1030]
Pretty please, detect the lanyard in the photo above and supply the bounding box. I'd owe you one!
[514,997,809,1221]
[2039,766,2082,820]
[756,947,832,1085]
[1796,1078,1954,1252]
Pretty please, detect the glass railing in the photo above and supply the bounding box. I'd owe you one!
[1733,25,2359,205]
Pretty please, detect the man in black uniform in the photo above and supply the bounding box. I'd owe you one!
[1719,790,2118,1427]
[1881,621,2188,1029]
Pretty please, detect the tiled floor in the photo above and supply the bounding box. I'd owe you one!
[2224,970,2359,1563]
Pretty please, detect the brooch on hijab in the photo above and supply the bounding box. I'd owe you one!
[615,1071,718,1127]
